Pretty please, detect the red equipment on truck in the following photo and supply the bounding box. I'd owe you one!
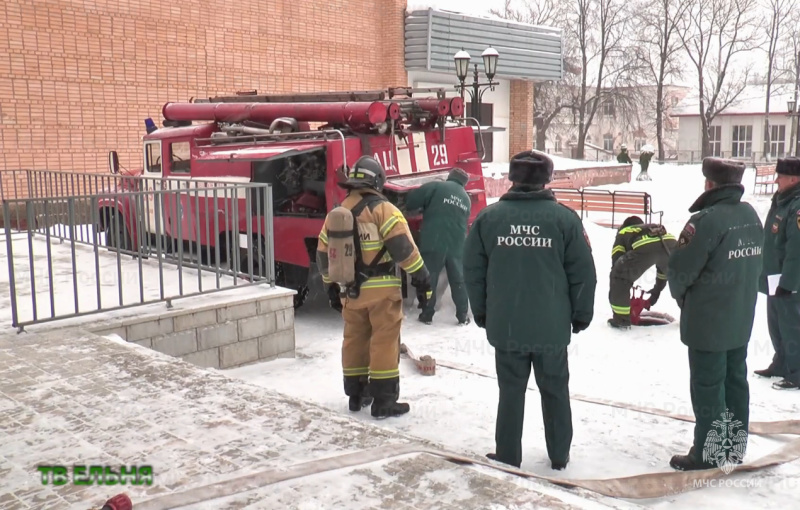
[101,87,490,308]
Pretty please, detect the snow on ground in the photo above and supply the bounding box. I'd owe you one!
[0,226,249,328]
[227,162,800,509]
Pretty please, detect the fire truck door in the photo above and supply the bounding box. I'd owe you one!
[143,141,167,237]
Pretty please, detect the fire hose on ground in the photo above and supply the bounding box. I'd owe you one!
[107,356,800,508]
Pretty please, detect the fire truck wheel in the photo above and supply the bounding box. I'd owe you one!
[103,213,131,251]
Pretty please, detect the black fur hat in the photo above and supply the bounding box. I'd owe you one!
[508,150,554,185]
[447,167,470,186]
[702,157,745,185]
[776,157,800,176]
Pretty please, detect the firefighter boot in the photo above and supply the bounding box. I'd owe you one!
[607,312,631,330]
[344,375,373,412]
[370,377,410,419]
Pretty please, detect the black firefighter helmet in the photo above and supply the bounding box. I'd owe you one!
[340,155,387,192]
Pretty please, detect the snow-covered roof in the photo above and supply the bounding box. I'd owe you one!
[672,84,797,117]
[406,1,561,34]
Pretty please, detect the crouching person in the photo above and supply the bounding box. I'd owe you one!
[463,150,597,470]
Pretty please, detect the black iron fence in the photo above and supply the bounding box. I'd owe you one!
[1,169,275,331]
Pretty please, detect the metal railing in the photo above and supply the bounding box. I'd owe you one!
[538,149,797,165]
[2,170,275,331]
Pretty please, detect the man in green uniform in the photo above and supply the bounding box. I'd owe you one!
[406,168,472,325]
[617,144,632,164]
[608,216,677,329]
[667,157,763,470]
[463,150,596,471]
[754,156,800,390]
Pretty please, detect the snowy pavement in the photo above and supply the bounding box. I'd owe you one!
[228,163,800,509]
[0,327,639,509]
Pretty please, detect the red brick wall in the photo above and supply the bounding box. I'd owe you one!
[484,166,633,198]
[0,0,408,184]
[508,80,534,159]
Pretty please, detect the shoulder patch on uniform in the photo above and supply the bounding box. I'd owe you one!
[678,221,696,248]
[796,209,800,231]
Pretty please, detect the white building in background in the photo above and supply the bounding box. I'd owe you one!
[672,84,798,162]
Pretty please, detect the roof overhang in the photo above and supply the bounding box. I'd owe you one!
[405,8,563,82]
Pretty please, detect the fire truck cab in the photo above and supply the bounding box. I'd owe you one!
[106,88,490,308]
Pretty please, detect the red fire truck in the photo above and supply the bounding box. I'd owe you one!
[103,87,490,308]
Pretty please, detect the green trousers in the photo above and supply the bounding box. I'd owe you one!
[419,249,469,322]
[688,346,750,466]
[766,295,800,384]
[494,346,572,467]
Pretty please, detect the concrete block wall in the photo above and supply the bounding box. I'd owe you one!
[91,292,295,369]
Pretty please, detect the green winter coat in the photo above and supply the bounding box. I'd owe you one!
[405,176,471,254]
[667,184,764,352]
[617,151,632,164]
[463,186,597,351]
[759,181,800,298]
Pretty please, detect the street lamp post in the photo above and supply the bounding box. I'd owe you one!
[453,47,500,127]
[789,99,799,157]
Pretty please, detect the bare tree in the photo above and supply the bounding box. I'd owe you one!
[489,0,559,26]
[570,0,634,158]
[762,0,796,161]
[677,0,761,158]
[633,0,691,162]
[489,0,567,151]
[775,8,800,156]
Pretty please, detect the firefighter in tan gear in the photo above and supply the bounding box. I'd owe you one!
[316,156,432,419]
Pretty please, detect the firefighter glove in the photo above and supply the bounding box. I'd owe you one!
[327,284,343,313]
[474,314,486,329]
[647,288,661,306]
[410,266,431,291]
[571,320,589,334]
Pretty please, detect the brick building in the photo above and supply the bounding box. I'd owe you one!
[0,1,561,181]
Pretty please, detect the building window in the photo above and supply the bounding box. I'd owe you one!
[708,125,722,157]
[554,136,562,153]
[603,134,614,152]
[731,125,752,158]
[602,100,615,117]
[170,142,191,173]
[765,125,786,157]
[634,139,647,151]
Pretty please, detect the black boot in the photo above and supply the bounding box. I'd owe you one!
[669,447,713,471]
[485,452,520,468]
[607,314,631,330]
[369,377,410,419]
[344,375,373,412]
[755,366,784,378]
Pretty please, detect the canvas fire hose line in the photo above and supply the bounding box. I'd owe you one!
[433,357,800,436]
[131,353,800,507]
[132,434,800,508]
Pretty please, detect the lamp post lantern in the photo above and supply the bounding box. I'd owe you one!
[453,47,500,127]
